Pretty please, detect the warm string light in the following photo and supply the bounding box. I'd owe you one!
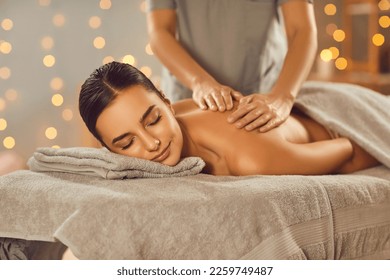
[2,1,157,154]
[1,18,13,31]
[0,41,12,54]
[321,2,348,71]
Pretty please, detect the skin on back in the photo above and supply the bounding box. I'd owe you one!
[173,99,378,175]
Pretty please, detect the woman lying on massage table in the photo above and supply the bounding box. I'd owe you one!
[79,62,379,176]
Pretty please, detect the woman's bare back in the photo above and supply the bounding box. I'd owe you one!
[173,99,378,175]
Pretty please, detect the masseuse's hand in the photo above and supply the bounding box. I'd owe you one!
[227,92,294,133]
[192,79,242,112]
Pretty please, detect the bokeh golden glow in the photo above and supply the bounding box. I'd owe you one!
[62,109,73,121]
[1,18,14,31]
[379,16,390,28]
[100,0,112,10]
[89,16,102,29]
[0,98,5,111]
[38,0,51,6]
[378,0,390,11]
[45,127,57,140]
[335,57,348,70]
[0,67,11,80]
[320,49,333,62]
[102,56,115,64]
[328,47,339,59]
[0,41,12,54]
[52,145,61,149]
[140,1,147,13]
[3,136,15,149]
[5,89,18,101]
[0,119,7,131]
[372,33,385,46]
[324,4,337,16]
[140,66,152,78]
[145,43,154,55]
[52,94,64,107]
[50,77,64,91]
[52,14,65,27]
[122,54,136,65]
[43,55,56,67]
[93,36,106,49]
[41,36,54,50]
[326,23,338,36]
[333,29,345,42]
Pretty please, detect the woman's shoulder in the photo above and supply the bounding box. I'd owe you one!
[172,99,198,115]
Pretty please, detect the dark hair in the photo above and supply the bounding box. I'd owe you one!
[79,61,163,144]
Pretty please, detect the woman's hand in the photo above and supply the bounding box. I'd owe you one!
[227,92,294,132]
[192,79,242,112]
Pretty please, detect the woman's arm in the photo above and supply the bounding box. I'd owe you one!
[146,9,240,111]
[264,138,353,175]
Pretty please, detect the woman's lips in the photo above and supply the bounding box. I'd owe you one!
[151,141,171,163]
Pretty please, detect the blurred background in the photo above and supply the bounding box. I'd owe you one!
[0,0,389,164]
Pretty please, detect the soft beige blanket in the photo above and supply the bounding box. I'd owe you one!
[0,166,389,260]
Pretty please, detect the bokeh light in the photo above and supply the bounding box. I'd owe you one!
[140,1,147,13]
[41,36,54,50]
[0,98,5,111]
[100,0,112,10]
[62,109,73,121]
[378,0,390,11]
[38,0,51,6]
[45,127,57,140]
[89,16,102,29]
[93,36,106,49]
[122,54,136,65]
[0,67,11,80]
[324,4,337,16]
[326,23,338,36]
[320,49,333,62]
[0,41,12,54]
[5,89,18,101]
[372,33,385,46]
[335,57,348,70]
[50,77,64,90]
[43,55,56,67]
[140,66,152,78]
[379,16,390,28]
[102,56,115,64]
[333,29,345,42]
[52,145,61,149]
[52,93,64,106]
[328,47,340,59]
[0,119,7,131]
[145,43,154,55]
[3,136,15,149]
[52,14,65,27]
[1,18,14,31]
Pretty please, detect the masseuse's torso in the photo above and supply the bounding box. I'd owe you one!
[173,100,332,175]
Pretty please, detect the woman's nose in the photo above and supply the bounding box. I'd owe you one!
[138,131,160,151]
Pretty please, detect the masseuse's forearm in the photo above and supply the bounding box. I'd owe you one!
[148,29,215,91]
[270,28,317,101]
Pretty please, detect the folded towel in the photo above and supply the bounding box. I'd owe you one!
[28,147,205,179]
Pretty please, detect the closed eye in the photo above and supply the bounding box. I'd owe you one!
[146,114,162,127]
[121,137,134,150]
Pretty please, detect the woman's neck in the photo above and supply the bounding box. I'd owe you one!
[176,116,196,159]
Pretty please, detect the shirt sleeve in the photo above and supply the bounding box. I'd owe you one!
[146,0,176,12]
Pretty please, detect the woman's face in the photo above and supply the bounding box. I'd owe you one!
[96,85,183,166]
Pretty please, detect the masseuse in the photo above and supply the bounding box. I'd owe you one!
[146,0,317,132]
